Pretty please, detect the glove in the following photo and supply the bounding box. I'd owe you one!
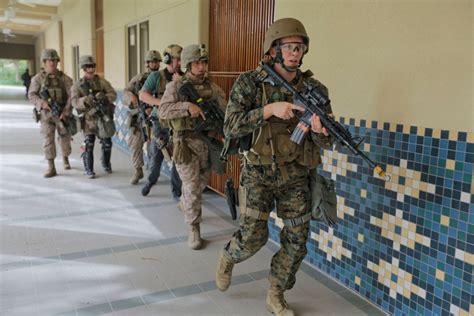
[84,95,95,106]
[95,92,107,101]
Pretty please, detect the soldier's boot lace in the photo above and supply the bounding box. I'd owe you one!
[63,156,71,170]
[266,288,295,316]
[215,250,234,291]
[130,167,144,184]
[44,159,57,178]
[188,223,202,250]
[141,182,153,196]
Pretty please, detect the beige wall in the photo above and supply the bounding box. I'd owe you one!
[60,0,94,78]
[275,0,473,132]
[104,0,209,89]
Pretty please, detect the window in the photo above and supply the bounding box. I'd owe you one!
[127,21,149,81]
[71,45,80,81]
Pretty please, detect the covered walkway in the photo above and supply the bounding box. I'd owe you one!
[0,85,384,315]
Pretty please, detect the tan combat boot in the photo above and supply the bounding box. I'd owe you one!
[215,250,234,291]
[266,288,295,316]
[130,167,143,184]
[44,159,57,178]
[63,156,71,170]
[188,223,202,250]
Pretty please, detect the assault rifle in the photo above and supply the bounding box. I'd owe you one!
[178,82,225,134]
[137,101,151,142]
[81,81,112,122]
[133,77,152,142]
[256,61,389,180]
[39,88,65,129]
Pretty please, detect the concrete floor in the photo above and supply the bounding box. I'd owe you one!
[0,85,386,315]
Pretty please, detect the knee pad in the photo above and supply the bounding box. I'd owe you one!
[85,135,95,152]
[100,138,112,150]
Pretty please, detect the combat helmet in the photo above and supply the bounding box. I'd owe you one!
[41,48,61,62]
[145,50,162,63]
[163,44,182,64]
[181,44,208,69]
[263,18,309,55]
[79,55,96,69]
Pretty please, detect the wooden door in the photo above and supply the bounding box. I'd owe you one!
[208,0,274,195]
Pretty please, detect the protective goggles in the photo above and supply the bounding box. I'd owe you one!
[279,42,308,53]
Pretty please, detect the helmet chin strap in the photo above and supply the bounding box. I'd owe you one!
[274,46,303,72]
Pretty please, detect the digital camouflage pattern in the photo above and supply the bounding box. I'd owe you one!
[222,67,332,290]
[28,70,73,160]
[159,72,226,225]
[71,74,117,135]
[123,70,152,169]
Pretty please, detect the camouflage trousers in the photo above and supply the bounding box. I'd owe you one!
[175,138,211,225]
[223,161,311,291]
[127,128,144,168]
[40,116,71,160]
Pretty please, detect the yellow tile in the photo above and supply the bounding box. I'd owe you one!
[355,276,361,285]
[467,132,474,143]
[402,229,408,237]
[459,310,469,316]
[436,269,445,281]
[449,131,458,141]
[406,178,413,187]
[417,127,425,136]
[432,129,441,138]
[391,282,397,290]
[361,189,367,198]
[403,125,411,134]
[407,239,415,248]
[470,303,474,315]
[446,159,456,170]
[364,143,371,152]
[399,168,407,177]
[412,189,419,198]
[420,182,428,192]
[440,215,450,226]
[416,234,423,243]
[466,253,474,265]
[403,288,410,298]
[390,123,397,132]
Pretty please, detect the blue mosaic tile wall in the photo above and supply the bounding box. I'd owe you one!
[112,91,132,154]
[113,89,472,315]
[269,118,473,315]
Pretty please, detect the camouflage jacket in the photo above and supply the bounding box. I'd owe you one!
[28,70,74,117]
[224,67,333,150]
[71,75,117,135]
[123,69,152,109]
[158,72,226,122]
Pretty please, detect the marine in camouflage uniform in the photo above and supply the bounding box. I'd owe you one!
[71,55,117,179]
[215,18,334,316]
[139,45,183,198]
[28,48,73,178]
[123,50,162,184]
[158,44,226,250]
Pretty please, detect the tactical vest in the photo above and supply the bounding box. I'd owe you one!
[79,75,103,96]
[168,76,214,132]
[40,71,67,104]
[244,71,321,169]
[157,68,172,98]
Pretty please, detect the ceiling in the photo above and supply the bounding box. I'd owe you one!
[0,0,62,44]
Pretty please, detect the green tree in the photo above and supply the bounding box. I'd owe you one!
[0,59,28,86]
